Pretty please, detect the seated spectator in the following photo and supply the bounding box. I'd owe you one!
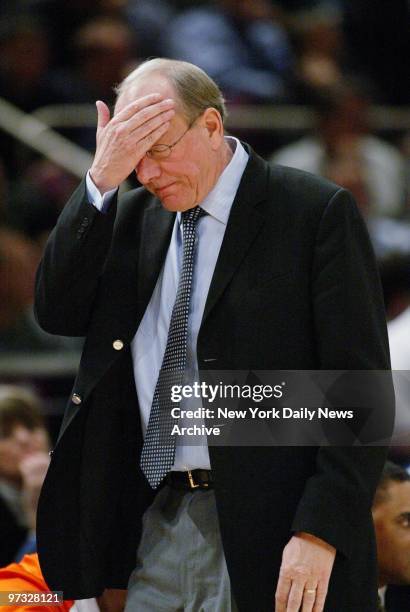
[372,461,410,611]
[0,16,72,176]
[125,0,175,58]
[0,553,73,611]
[165,0,294,103]
[49,16,138,151]
[0,386,50,566]
[270,79,407,218]
[0,17,65,113]
[5,159,78,251]
[70,17,137,106]
[0,229,65,352]
[0,553,99,611]
[0,228,81,352]
[281,0,345,98]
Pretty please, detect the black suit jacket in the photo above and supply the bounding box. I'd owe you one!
[35,146,393,611]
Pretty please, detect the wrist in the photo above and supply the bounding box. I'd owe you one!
[296,532,336,553]
[89,168,118,195]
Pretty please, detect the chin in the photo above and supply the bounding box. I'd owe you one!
[159,194,196,212]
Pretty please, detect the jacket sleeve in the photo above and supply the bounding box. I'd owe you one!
[34,178,118,337]
[291,188,395,557]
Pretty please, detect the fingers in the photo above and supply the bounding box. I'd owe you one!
[301,584,318,612]
[275,573,291,612]
[126,98,175,133]
[97,94,174,134]
[286,580,304,611]
[276,577,321,612]
[312,582,328,612]
[275,533,335,612]
[113,93,171,123]
[90,93,175,192]
[133,108,174,145]
[96,100,111,129]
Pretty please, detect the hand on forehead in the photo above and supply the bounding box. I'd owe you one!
[115,75,178,116]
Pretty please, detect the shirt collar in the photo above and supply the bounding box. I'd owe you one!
[177,136,249,226]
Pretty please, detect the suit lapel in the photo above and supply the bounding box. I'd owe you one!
[202,148,268,324]
[136,201,175,321]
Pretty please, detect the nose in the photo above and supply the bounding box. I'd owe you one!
[136,155,161,185]
[13,426,35,452]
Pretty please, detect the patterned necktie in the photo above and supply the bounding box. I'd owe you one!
[140,206,204,488]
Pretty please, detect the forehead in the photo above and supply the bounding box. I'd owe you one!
[115,73,177,115]
[383,481,410,513]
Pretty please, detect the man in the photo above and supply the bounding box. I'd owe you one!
[372,461,410,612]
[0,386,50,566]
[35,59,392,611]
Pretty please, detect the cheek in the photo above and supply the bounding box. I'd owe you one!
[32,429,49,452]
[0,443,21,473]
[165,160,201,187]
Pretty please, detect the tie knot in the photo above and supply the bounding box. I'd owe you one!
[182,206,205,225]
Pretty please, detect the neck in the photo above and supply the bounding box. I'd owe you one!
[210,139,233,189]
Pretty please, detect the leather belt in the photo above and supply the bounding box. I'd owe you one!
[165,469,213,490]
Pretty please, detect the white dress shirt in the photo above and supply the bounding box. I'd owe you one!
[86,136,249,470]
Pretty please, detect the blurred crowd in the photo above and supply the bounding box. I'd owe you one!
[0,0,409,357]
[0,2,409,609]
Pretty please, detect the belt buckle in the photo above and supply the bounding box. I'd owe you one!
[187,470,208,489]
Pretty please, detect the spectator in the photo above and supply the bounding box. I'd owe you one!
[271,79,407,218]
[0,553,100,611]
[0,228,79,353]
[165,0,294,103]
[281,0,345,97]
[0,229,39,353]
[0,16,71,176]
[5,159,78,250]
[70,17,137,106]
[47,16,138,151]
[125,0,175,58]
[0,386,50,566]
[372,461,410,611]
[0,17,61,113]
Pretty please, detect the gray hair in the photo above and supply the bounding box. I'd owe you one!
[114,58,227,124]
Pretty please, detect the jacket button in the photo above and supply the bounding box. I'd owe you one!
[113,339,124,351]
[72,393,82,405]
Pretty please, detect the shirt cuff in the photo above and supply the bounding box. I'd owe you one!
[86,171,118,213]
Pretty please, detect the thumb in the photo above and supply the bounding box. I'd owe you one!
[95,100,111,129]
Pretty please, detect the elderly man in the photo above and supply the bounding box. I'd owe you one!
[35,59,392,611]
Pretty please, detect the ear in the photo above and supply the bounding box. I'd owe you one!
[202,108,224,149]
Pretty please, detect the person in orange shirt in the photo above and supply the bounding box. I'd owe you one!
[0,553,74,611]
[0,553,101,612]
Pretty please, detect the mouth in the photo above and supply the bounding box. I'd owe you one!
[155,182,176,196]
